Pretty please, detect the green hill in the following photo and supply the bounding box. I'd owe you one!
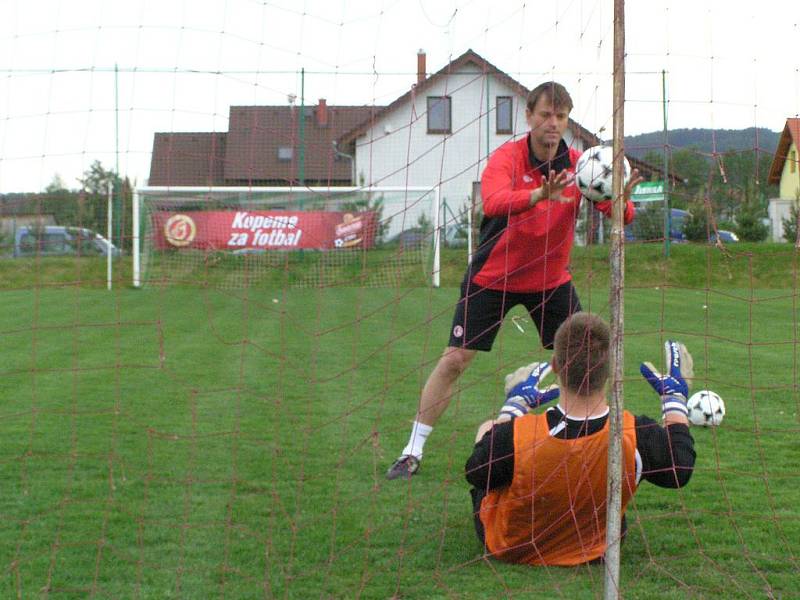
[624,127,780,159]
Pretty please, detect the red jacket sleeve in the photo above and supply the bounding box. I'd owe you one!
[480,149,533,217]
[593,198,635,224]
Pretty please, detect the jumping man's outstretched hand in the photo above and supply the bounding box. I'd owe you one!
[531,169,574,205]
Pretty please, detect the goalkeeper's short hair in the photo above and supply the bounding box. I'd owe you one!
[552,312,610,396]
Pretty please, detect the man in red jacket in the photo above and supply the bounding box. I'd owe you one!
[387,81,643,480]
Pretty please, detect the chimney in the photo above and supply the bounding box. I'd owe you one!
[317,98,328,127]
[417,50,426,85]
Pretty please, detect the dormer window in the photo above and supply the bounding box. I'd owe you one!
[427,96,452,134]
[277,147,293,161]
[496,96,512,134]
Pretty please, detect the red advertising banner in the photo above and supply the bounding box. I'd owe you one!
[151,210,377,251]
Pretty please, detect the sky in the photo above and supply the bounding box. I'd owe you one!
[0,0,798,193]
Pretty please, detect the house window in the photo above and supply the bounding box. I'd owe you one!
[277,147,293,161]
[427,96,451,134]
[496,96,513,134]
[791,150,797,173]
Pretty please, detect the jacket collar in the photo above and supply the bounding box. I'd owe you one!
[527,136,572,175]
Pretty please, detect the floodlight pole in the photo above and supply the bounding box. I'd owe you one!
[605,1,626,599]
[662,69,671,258]
[132,190,140,288]
[485,76,491,160]
[467,201,473,264]
[298,68,306,186]
[107,181,113,290]
[115,62,122,252]
[432,186,441,288]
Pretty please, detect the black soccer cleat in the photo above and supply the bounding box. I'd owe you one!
[385,455,420,480]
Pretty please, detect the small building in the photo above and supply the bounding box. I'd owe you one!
[767,118,800,242]
[338,49,661,219]
[148,103,380,187]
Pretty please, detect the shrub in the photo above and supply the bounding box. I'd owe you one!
[734,198,769,242]
[782,198,800,244]
[631,203,667,241]
[683,201,709,242]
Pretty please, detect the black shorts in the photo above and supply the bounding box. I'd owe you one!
[448,280,582,351]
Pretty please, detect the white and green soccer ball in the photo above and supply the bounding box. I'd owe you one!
[575,145,631,202]
[687,390,726,427]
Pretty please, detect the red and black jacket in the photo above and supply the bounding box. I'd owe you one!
[471,136,634,293]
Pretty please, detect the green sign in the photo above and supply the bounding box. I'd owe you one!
[632,181,665,202]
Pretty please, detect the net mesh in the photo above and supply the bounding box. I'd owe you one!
[137,187,440,289]
[0,1,799,598]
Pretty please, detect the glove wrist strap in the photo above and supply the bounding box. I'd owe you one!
[499,397,529,419]
[661,395,688,419]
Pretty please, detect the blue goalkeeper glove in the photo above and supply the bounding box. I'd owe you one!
[499,362,560,419]
[640,340,694,418]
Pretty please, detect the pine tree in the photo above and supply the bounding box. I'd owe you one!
[781,195,800,245]
[734,181,768,242]
[683,199,710,242]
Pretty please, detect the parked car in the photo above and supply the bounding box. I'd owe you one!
[624,207,686,243]
[444,224,468,248]
[710,229,740,243]
[386,225,468,249]
[625,207,738,244]
[13,226,120,258]
[386,227,428,249]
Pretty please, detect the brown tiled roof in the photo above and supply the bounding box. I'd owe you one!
[768,118,800,184]
[148,132,227,186]
[223,105,380,184]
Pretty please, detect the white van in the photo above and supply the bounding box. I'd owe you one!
[13,226,120,258]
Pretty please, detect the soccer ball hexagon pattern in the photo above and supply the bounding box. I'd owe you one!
[574,145,631,202]
[687,390,726,427]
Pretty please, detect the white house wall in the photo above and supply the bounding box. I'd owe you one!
[354,65,581,237]
[768,198,794,242]
[778,141,799,200]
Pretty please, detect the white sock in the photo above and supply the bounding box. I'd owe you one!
[400,421,433,459]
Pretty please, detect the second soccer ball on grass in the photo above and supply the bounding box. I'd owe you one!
[687,390,726,427]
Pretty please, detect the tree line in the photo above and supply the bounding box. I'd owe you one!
[640,147,780,242]
[0,161,133,251]
[2,149,797,251]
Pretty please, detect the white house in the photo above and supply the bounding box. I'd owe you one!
[767,118,800,242]
[338,49,627,237]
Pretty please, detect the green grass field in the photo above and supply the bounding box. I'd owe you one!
[1,244,799,598]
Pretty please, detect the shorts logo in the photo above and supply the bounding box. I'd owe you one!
[164,214,196,247]
[452,325,464,338]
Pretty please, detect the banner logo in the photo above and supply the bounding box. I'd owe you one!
[164,214,197,247]
[334,213,365,248]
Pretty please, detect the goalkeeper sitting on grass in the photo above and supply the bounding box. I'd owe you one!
[465,312,696,566]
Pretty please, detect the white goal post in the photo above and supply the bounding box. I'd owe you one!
[132,186,442,289]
